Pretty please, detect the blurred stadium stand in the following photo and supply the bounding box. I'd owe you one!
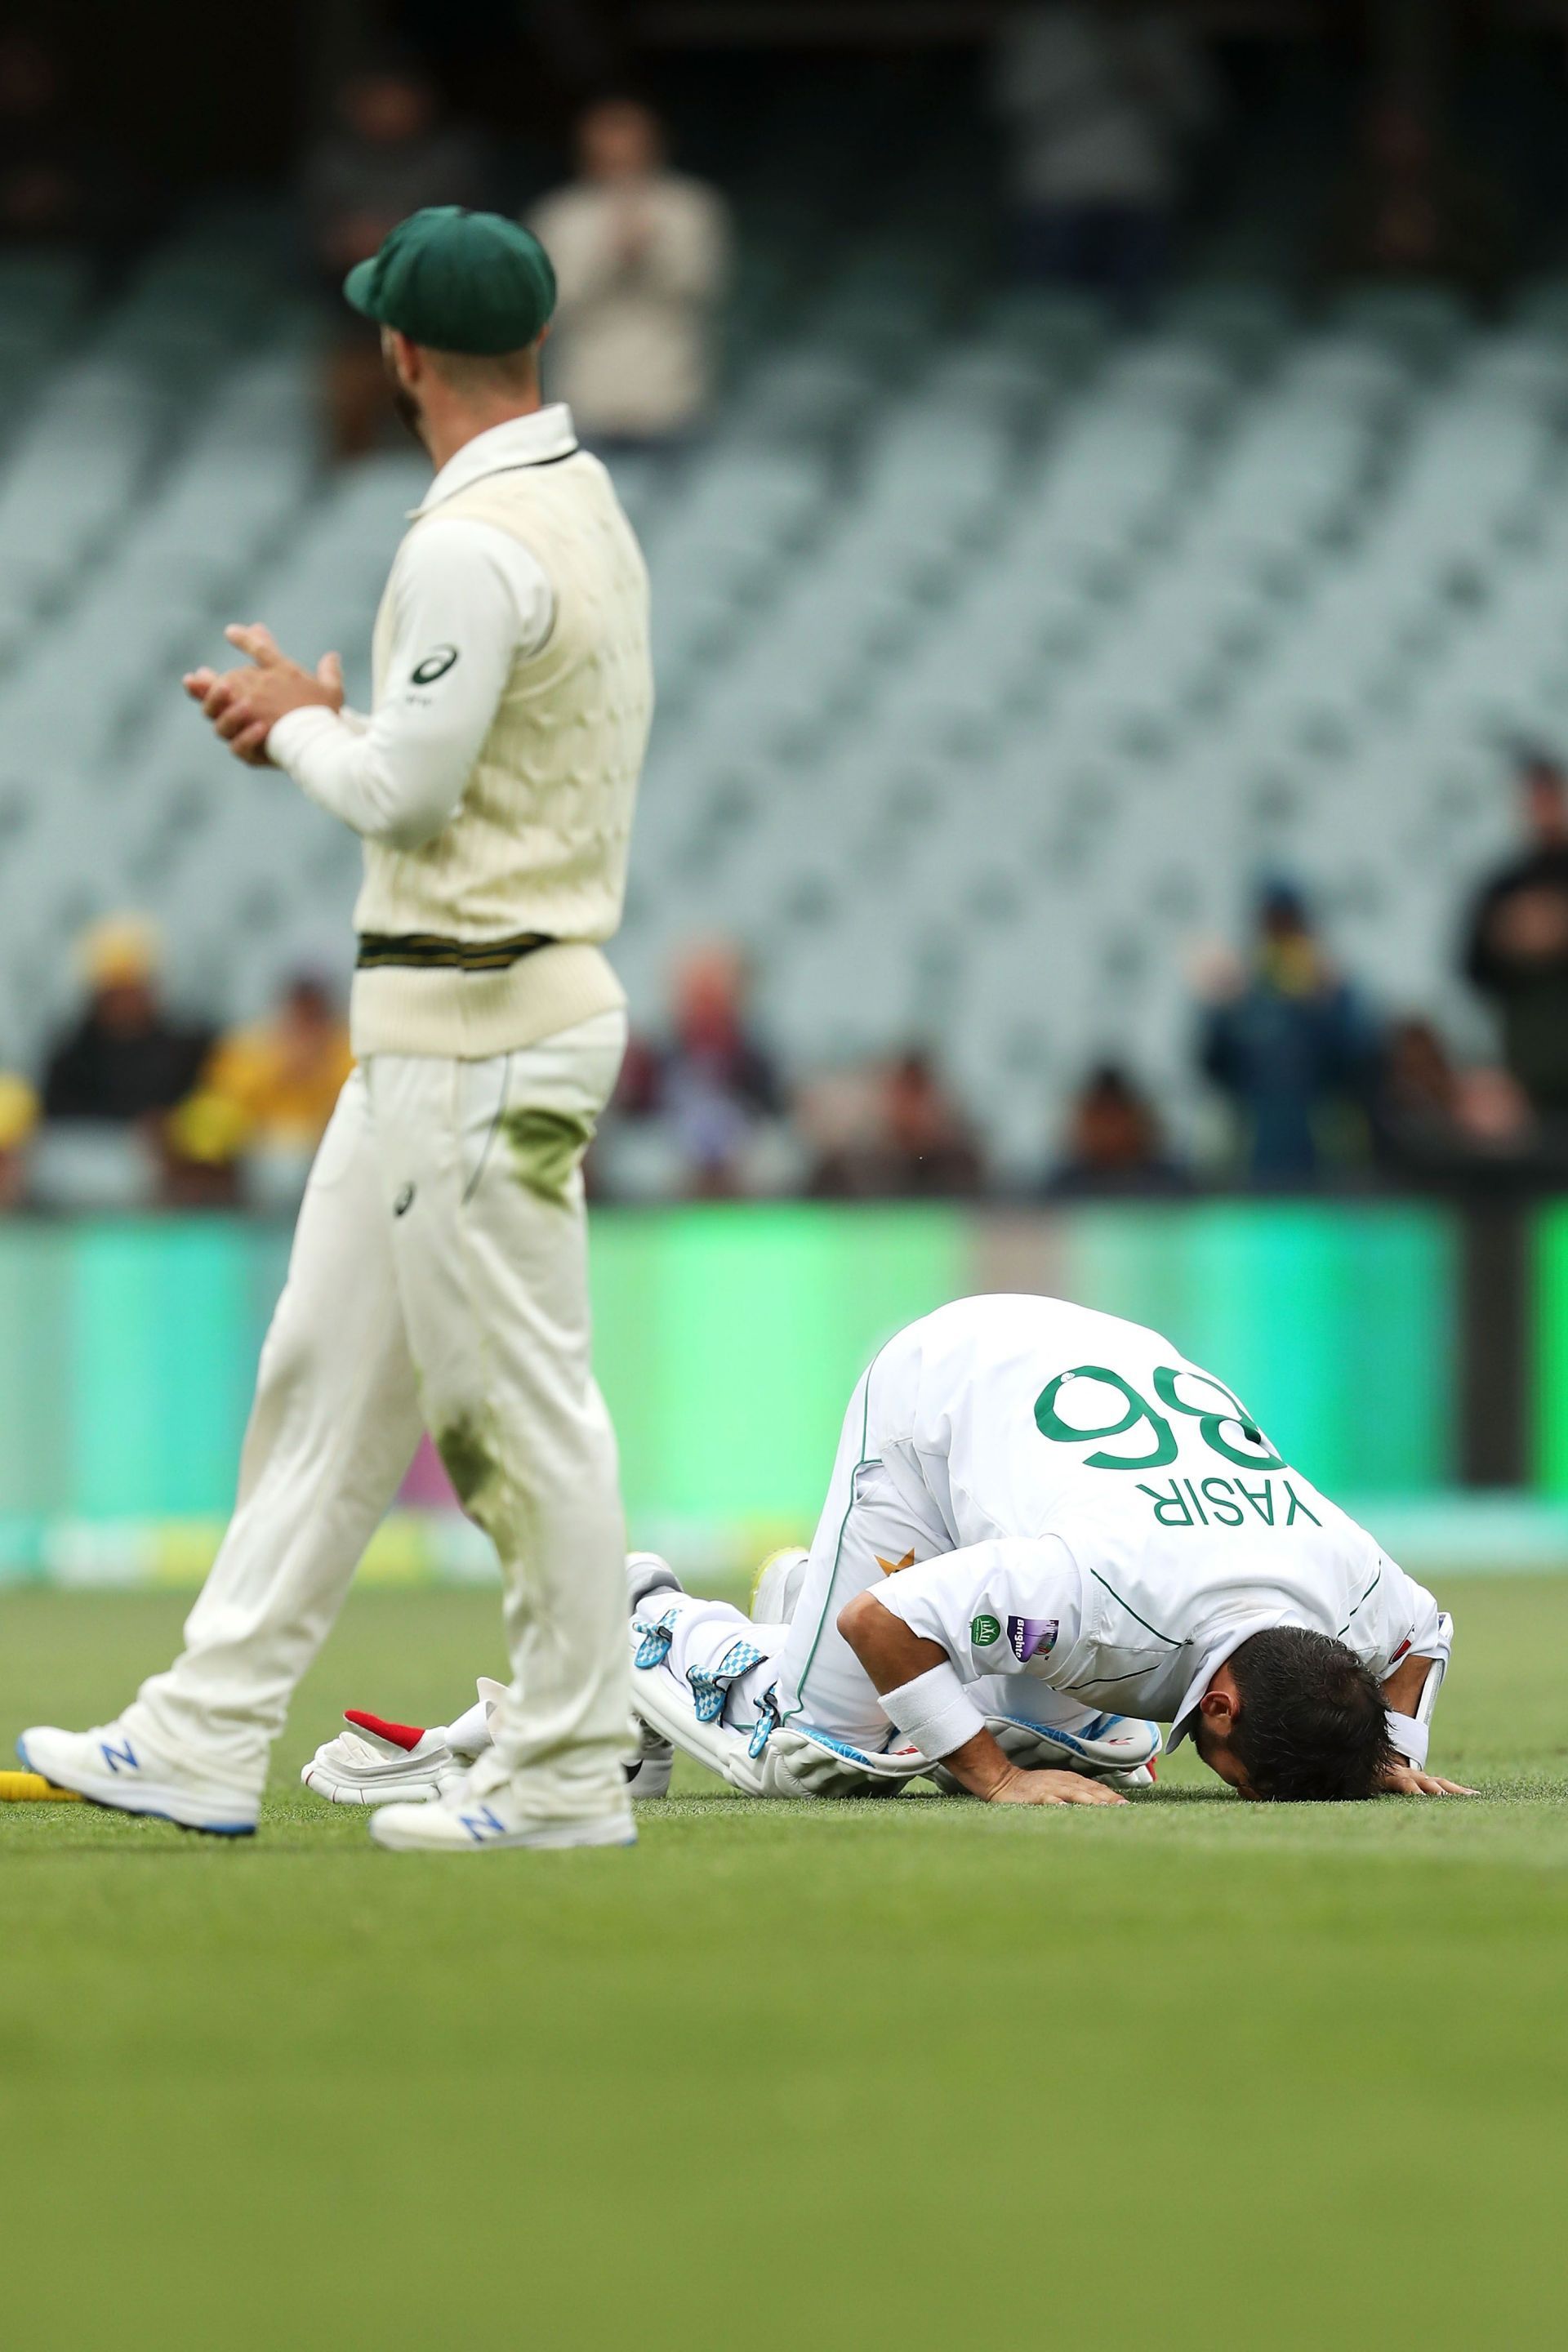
[7,60,1568,1180]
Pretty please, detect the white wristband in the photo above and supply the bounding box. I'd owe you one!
[1386,1709,1428,1770]
[880,1663,988,1762]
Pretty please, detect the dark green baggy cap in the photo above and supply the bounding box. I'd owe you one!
[344,206,557,354]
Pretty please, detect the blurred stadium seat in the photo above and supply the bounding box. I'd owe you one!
[4,194,1566,1174]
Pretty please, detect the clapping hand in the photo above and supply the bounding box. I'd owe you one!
[184,623,345,767]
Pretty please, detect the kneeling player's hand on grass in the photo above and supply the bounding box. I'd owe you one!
[836,1601,1129,1811]
[987,1766,1129,1808]
[184,623,345,766]
[933,1719,1129,1807]
[1379,1761,1478,1797]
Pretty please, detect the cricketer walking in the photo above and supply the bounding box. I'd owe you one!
[304,1294,1472,1813]
[21,207,654,1851]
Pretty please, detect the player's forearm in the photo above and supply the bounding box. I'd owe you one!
[838,1588,944,1690]
[268,707,467,849]
[838,1591,1004,1788]
[837,1592,1098,1803]
[1381,1652,1437,1717]
[270,514,545,850]
[926,1724,1020,1800]
[1382,1650,1452,1771]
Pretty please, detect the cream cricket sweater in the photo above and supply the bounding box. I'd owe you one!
[269,408,653,1060]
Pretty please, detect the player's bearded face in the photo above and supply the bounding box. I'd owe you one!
[381,334,426,446]
[1192,1714,1258,1799]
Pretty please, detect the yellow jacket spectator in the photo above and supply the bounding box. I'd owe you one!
[200,978,354,1154]
[0,1071,39,1209]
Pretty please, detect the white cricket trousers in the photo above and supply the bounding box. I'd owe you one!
[121,1009,631,1820]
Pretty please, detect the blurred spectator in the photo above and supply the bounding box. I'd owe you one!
[881,1052,985,1197]
[0,1073,39,1209]
[42,920,213,1125]
[198,978,354,1157]
[158,1093,247,1212]
[1463,755,1568,1120]
[808,1050,985,1200]
[302,57,488,285]
[988,2,1218,318]
[1045,1062,1188,1198]
[154,977,357,1211]
[1372,1017,1535,1186]
[613,941,784,1196]
[1321,96,1511,309]
[44,973,353,1214]
[0,32,88,247]
[530,97,731,448]
[1196,884,1379,1184]
[301,57,488,457]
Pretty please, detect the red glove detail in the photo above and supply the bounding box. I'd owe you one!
[344,1709,427,1752]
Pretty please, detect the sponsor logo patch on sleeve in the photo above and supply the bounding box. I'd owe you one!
[969,1614,1002,1647]
[1006,1615,1059,1664]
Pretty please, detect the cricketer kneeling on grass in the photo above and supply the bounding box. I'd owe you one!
[305,1292,1472,1812]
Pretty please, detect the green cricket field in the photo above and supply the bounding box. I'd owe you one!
[2,1573,1565,2352]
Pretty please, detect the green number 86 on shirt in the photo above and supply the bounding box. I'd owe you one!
[1035,1365,1286,1474]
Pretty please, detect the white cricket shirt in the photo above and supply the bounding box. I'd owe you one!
[862,1295,1446,1739]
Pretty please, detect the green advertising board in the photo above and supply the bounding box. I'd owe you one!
[0,1200,1459,1578]
[1532,1201,1568,1493]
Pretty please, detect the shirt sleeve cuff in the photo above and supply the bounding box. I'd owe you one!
[868,1572,941,1648]
[878,1663,988,1762]
[266,705,348,772]
[1385,1709,1428,1769]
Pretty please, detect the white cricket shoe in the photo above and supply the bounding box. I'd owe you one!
[751,1545,809,1625]
[626,1550,683,1611]
[369,1757,636,1854]
[624,1714,674,1798]
[625,1552,680,1797]
[17,1722,257,1837]
[301,1711,463,1806]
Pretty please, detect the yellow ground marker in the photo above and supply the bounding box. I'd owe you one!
[0,1771,83,1802]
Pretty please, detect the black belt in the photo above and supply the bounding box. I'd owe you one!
[355,930,557,973]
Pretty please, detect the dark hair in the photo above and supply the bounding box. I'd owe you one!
[1227,1628,1394,1802]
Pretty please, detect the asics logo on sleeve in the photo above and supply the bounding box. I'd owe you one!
[410,645,459,684]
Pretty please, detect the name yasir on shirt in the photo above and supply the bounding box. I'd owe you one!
[1138,1473,1322,1530]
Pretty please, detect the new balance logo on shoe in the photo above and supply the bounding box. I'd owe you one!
[100,1738,138,1774]
[460,1806,507,1843]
